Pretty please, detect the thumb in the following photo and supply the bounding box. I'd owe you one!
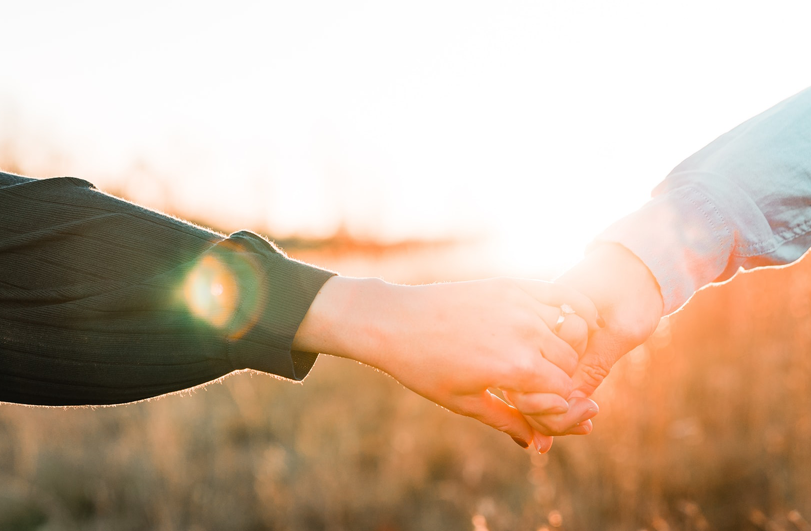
[464,390,538,449]
[570,333,624,398]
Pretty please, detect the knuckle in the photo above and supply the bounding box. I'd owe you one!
[582,360,611,388]
[510,354,539,381]
[514,315,539,341]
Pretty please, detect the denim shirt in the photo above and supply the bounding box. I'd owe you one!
[596,86,811,315]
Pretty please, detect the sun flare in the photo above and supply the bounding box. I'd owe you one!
[183,255,239,328]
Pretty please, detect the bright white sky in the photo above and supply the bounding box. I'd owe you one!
[2,0,811,272]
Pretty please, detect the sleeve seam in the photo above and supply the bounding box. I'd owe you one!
[683,185,732,252]
[737,216,811,258]
[671,176,808,259]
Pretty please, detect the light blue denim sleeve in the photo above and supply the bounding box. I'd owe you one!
[595,87,811,315]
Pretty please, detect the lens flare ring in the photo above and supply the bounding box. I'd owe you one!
[182,244,267,340]
[183,255,239,329]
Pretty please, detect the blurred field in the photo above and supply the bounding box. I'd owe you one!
[3,166,811,531]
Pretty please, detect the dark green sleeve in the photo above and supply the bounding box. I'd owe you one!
[0,171,336,406]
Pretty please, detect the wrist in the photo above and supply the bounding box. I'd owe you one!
[291,276,396,368]
[557,243,664,343]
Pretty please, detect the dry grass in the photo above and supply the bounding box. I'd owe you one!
[2,151,811,530]
[2,242,811,531]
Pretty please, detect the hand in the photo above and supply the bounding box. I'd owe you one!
[503,308,602,443]
[292,276,601,452]
[516,243,663,436]
[560,243,664,396]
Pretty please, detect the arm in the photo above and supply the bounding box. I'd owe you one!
[0,172,335,405]
[0,171,599,451]
[559,86,811,399]
[599,86,811,316]
[293,275,602,451]
[557,243,664,397]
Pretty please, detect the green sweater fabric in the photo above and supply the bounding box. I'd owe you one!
[0,171,336,406]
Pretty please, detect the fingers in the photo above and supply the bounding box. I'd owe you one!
[517,303,583,376]
[533,432,554,453]
[503,390,569,415]
[521,286,592,367]
[498,313,586,398]
[460,390,536,448]
[511,279,602,332]
[537,329,581,377]
[533,314,588,377]
[502,391,585,443]
[468,391,556,453]
[506,356,574,398]
[570,332,621,397]
[520,396,599,436]
[506,388,598,435]
[553,312,590,358]
[564,420,593,435]
[571,353,612,398]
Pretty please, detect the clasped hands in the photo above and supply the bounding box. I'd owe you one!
[293,243,665,454]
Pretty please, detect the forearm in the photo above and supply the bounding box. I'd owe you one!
[599,86,811,314]
[294,275,606,449]
[292,276,392,368]
[0,172,334,405]
[547,89,811,401]
[557,243,663,328]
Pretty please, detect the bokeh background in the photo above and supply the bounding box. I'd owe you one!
[3,1,811,530]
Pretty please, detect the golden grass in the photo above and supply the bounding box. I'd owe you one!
[2,150,810,530]
[1,243,810,531]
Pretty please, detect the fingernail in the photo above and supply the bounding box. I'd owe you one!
[579,408,599,423]
[566,423,592,435]
[533,434,550,454]
[597,314,606,328]
[511,436,529,449]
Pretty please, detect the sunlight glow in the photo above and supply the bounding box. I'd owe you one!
[183,247,267,339]
[183,255,239,328]
[4,1,811,271]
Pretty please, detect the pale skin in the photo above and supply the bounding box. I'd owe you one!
[292,276,603,452]
[514,242,665,435]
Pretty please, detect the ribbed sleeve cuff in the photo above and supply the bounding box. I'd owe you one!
[207,231,336,381]
[593,185,735,315]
